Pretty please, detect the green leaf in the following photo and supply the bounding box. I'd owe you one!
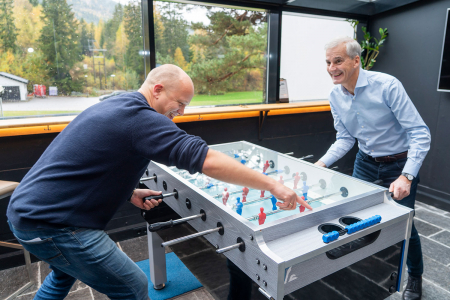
[374,37,379,44]
[362,26,367,34]
[379,28,384,36]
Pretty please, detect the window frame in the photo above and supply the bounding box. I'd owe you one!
[141,0,368,104]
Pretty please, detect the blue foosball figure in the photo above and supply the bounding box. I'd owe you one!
[236,197,243,215]
[270,195,277,211]
[302,181,309,200]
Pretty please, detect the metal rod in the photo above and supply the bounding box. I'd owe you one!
[258,287,275,300]
[232,195,273,208]
[284,152,294,155]
[172,213,204,226]
[140,176,156,182]
[148,213,204,232]
[299,154,314,160]
[246,189,344,221]
[161,227,221,248]
[216,242,243,254]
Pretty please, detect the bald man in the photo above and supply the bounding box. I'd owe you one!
[7,64,311,300]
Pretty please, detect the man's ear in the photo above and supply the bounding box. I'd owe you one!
[152,84,164,99]
[354,55,361,68]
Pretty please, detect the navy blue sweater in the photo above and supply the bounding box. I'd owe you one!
[7,92,208,230]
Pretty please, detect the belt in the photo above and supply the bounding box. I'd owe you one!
[368,151,408,163]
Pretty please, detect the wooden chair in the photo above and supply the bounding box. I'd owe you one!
[0,180,34,299]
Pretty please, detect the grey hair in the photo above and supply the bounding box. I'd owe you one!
[325,36,361,59]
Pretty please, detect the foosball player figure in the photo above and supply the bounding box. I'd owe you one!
[222,188,229,205]
[270,195,277,211]
[236,197,243,215]
[258,207,267,225]
[263,160,270,173]
[293,172,301,189]
[278,175,284,185]
[299,196,306,212]
[260,190,265,198]
[242,186,249,202]
[302,181,309,200]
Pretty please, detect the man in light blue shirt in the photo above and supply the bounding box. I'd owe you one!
[316,37,430,300]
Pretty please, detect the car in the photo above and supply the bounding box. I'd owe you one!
[99,90,127,101]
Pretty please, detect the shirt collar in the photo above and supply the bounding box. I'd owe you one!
[340,68,368,95]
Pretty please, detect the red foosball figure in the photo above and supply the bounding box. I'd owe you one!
[242,187,249,202]
[299,196,306,212]
[263,160,270,173]
[294,172,301,189]
[278,175,284,185]
[222,188,229,205]
[260,190,265,198]
[258,207,267,225]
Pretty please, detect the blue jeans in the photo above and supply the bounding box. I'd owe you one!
[353,150,424,277]
[8,221,149,300]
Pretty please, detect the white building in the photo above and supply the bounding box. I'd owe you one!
[0,72,29,101]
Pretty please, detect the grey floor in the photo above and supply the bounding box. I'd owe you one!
[1,200,449,300]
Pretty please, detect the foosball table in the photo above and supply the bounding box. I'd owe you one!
[140,141,414,300]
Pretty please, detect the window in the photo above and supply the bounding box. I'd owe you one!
[153,1,268,107]
[0,0,144,119]
[280,13,354,102]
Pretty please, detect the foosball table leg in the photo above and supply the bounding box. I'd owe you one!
[147,229,167,290]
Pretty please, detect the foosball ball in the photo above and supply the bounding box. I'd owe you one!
[140,141,414,300]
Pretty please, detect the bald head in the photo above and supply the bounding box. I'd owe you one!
[139,64,194,119]
[144,64,193,94]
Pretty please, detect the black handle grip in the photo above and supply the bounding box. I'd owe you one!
[148,220,174,232]
[144,194,164,202]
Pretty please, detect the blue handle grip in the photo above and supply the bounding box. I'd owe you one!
[322,215,382,243]
[345,215,382,234]
[322,231,339,243]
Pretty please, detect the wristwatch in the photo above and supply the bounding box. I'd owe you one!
[401,172,415,181]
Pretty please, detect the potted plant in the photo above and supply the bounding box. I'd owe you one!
[347,20,389,70]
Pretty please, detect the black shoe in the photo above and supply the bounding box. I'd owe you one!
[402,275,422,300]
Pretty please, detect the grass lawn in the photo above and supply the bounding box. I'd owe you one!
[190,91,264,106]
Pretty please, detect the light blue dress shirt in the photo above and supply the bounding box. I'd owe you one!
[319,69,431,177]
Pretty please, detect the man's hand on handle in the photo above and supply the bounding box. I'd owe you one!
[129,189,163,210]
[389,175,411,201]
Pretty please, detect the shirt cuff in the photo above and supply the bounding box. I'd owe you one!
[402,158,421,178]
[319,153,338,168]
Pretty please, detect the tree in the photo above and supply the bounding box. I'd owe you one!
[102,3,123,58]
[188,8,267,94]
[174,47,188,71]
[79,18,93,56]
[123,0,143,80]
[156,2,189,62]
[39,0,83,94]
[0,0,18,53]
[13,0,44,53]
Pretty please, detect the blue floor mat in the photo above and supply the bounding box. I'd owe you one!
[136,252,203,300]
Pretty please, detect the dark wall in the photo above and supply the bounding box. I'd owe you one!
[368,0,450,205]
